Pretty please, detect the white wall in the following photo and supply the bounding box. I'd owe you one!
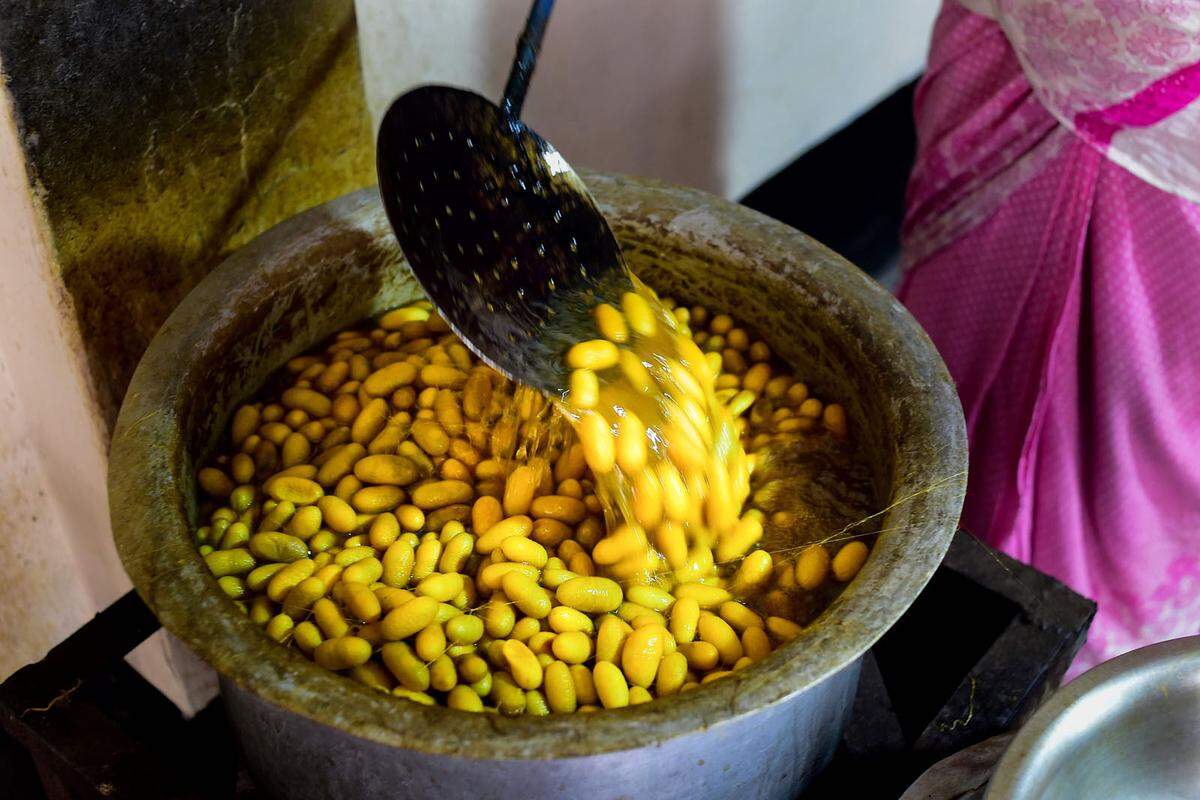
[0,58,214,714]
[0,85,119,679]
[355,0,939,198]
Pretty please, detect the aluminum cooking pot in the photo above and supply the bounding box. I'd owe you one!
[987,635,1200,800]
[108,174,966,800]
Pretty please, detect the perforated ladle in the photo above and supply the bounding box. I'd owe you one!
[376,0,633,393]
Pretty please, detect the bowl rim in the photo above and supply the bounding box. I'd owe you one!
[108,176,966,759]
[985,634,1200,799]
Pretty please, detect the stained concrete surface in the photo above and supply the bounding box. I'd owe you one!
[0,0,376,432]
[0,0,374,701]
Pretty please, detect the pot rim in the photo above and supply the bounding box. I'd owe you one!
[109,176,966,759]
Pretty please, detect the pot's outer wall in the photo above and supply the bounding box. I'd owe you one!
[108,176,965,782]
[223,661,859,800]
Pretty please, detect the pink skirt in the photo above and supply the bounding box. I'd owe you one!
[899,2,1200,675]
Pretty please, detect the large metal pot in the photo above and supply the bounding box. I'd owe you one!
[108,175,966,800]
[986,635,1200,799]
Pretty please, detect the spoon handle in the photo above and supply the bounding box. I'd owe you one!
[500,0,555,118]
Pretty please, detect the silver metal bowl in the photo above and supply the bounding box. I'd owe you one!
[109,176,966,800]
[987,635,1200,799]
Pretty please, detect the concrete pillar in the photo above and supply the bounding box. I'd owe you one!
[0,0,375,711]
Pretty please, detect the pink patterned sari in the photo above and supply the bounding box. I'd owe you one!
[900,0,1200,675]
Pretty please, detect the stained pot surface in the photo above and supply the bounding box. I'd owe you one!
[109,175,966,759]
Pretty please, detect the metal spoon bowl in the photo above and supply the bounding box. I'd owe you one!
[376,86,631,391]
[986,636,1200,799]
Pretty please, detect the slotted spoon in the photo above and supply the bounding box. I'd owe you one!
[376,0,633,392]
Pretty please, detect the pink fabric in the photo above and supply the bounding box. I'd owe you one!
[900,2,1200,676]
[970,0,1200,203]
[1074,58,1200,147]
